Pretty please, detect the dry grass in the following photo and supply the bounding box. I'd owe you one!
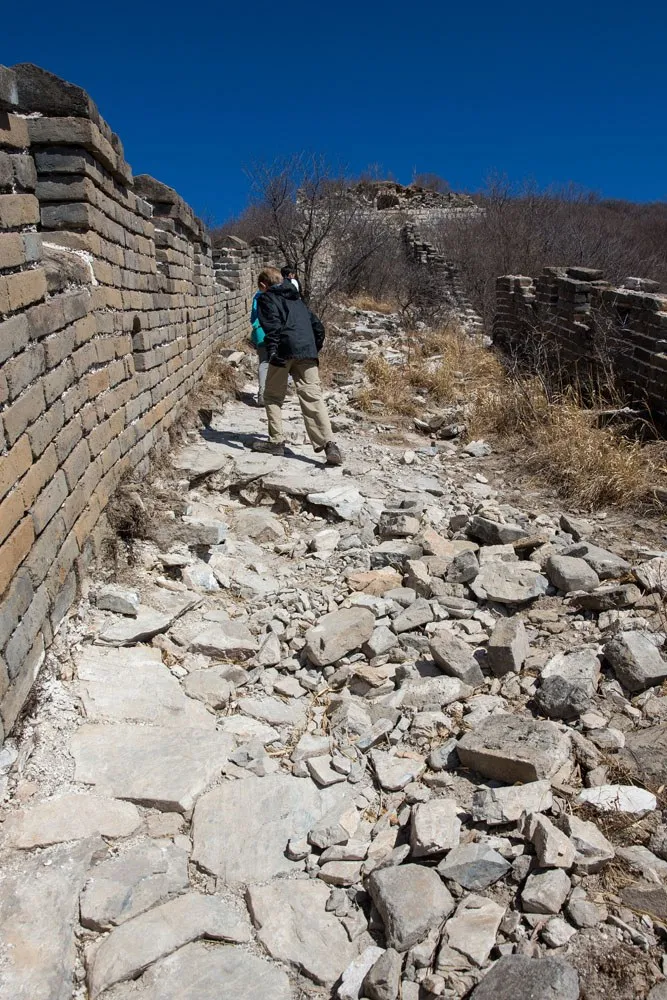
[346,293,397,314]
[356,356,418,416]
[319,334,354,386]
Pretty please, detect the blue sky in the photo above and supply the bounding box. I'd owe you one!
[3,0,666,222]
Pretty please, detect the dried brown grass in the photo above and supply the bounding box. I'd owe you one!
[346,293,397,314]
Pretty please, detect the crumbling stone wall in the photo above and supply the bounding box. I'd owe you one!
[0,63,270,737]
[494,267,667,418]
[403,222,483,333]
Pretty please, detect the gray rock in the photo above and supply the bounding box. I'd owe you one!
[307,755,347,786]
[446,549,479,584]
[232,507,285,542]
[364,625,399,658]
[470,955,579,1000]
[104,942,291,1000]
[456,714,572,782]
[535,648,600,720]
[566,895,605,928]
[80,840,189,930]
[521,868,571,914]
[384,587,417,606]
[192,774,348,883]
[97,585,140,616]
[486,617,529,676]
[237,695,306,728]
[546,555,600,593]
[362,947,402,1000]
[371,749,425,791]
[559,513,592,541]
[367,863,454,951]
[338,947,386,1000]
[182,667,233,708]
[471,562,548,604]
[379,511,421,539]
[648,984,667,1000]
[471,779,552,826]
[0,839,99,1000]
[246,880,354,985]
[392,598,434,633]
[619,725,667,789]
[181,560,219,591]
[181,513,228,545]
[2,792,141,849]
[410,798,460,856]
[523,813,576,869]
[218,715,279,744]
[305,608,375,666]
[560,813,615,873]
[87,891,251,997]
[97,606,186,645]
[444,893,505,966]
[308,484,365,520]
[71,723,234,813]
[604,631,667,692]
[399,675,472,711]
[467,515,529,545]
[541,916,576,948]
[188,621,258,659]
[566,542,630,580]
[572,583,640,611]
[429,632,484,686]
[437,843,511,889]
[256,631,282,666]
[634,555,667,594]
[370,540,423,569]
[577,783,656,815]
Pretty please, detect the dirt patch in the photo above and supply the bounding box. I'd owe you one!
[569,929,662,1000]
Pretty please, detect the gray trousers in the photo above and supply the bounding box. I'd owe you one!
[257,345,269,404]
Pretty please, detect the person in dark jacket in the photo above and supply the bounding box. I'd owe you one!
[252,266,342,465]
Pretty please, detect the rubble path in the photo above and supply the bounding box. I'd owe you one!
[2,306,667,1000]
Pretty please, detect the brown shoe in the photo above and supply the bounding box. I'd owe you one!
[252,439,285,456]
[324,441,343,466]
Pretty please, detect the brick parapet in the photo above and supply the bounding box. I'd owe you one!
[0,62,272,739]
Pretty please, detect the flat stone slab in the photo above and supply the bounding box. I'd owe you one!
[80,840,189,930]
[97,607,185,646]
[236,695,307,728]
[470,955,579,999]
[471,780,553,826]
[104,942,291,1000]
[367,863,454,952]
[192,774,348,884]
[74,646,214,727]
[304,607,375,666]
[445,893,505,966]
[187,621,258,659]
[470,562,548,604]
[88,891,252,997]
[246,879,354,985]
[457,714,572,783]
[1,792,141,849]
[171,442,233,477]
[71,724,234,813]
[0,838,99,1000]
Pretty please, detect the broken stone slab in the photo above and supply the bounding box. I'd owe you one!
[620,882,667,921]
[364,625,399,658]
[304,608,375,666]
[467,515,529,546]
[534,648,601,720]
[339,947,386,1000]
[308,755,347,787]
[545,554,600,593]
[255,631,281,666]
[192,774,348,883]
[371,749,425,791]
[97,607,183,646]
[291,733,331,762]
[470,955,579,1000]
[391,598,434,633]
[604,631,667,692]
[486,617,529,676]
[181,561,219,591]
[577,784,656,815]
[616,845,667,880]
[411,798,461,856]
[370,540,424,570]
[308,799,359,850]
[1,792,141,849]
[347,568,403,595]
[571,582,641,611]
[74,646,214,728]
[444,894,505,966]
[80,840,189,930]
[0,838,100,1000]
[446,549,480,584]
[246,880,354,985]
[71,724,234,813]
[379,511,421,539]
[437,843,510,890]
[232,507,285,542]
[96,584,140,617]
[542,916,576,948]
[218,715,279,744]
[618,725,667,788]
[399,675,472,711]
[308,484,366,521]
[87,891,252,997]
[470,562,548,604]
[181,513,228,546]
[565,542,631,580]
[367,863,454,951]
[429,632,484,686]
[362,948,402,1000]
[181,667,233,709]
[559,814,615,873]
[237,695,307,728]
[471,780,553,826]
[309,527,341,552]
[521,867,571,914]
[171,442,232,478]
[456,714,572,783]
[187,621,258,659]
[522,813,576,869]
[104,942,291,1000]
[634,555,667,594]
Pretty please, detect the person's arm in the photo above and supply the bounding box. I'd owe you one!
[309,310,325,352]
[257,294,284,358]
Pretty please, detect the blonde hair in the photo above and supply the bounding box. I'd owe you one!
[258,267,282,288]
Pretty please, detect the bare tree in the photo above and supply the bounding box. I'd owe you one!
[412,172,451,194]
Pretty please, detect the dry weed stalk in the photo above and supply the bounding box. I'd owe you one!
[345,293,397,315]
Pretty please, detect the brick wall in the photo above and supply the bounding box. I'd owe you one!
[494,267,667,418]
[403,222,484,333]
[0,63,271,739]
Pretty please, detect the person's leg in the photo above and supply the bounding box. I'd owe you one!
[256,345,269,406]
[263,362,290,443]
[291,360,337,451]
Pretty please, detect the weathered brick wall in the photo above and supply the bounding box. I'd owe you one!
[494,267,667,417]
[0,63,270,739]
[403,221,484,333]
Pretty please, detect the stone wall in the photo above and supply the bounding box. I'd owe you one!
[403,221,484,333]
[494,267,667,418]
[0,63,270,738]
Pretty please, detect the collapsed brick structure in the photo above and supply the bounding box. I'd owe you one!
[494,267,667,419]
[403,221,484,334]
[0,63,271,736]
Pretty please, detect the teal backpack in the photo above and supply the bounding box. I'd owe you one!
[250,291,266,347]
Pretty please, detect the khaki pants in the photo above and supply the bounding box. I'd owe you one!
[264,359,333,449]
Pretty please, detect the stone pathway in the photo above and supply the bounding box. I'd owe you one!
[1,305,667,999]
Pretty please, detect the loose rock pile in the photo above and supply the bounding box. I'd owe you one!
[1,306,667,999]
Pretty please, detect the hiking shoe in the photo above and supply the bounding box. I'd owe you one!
[252,439,285,456]
[324,441,343,466]
[198,408,213,428]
